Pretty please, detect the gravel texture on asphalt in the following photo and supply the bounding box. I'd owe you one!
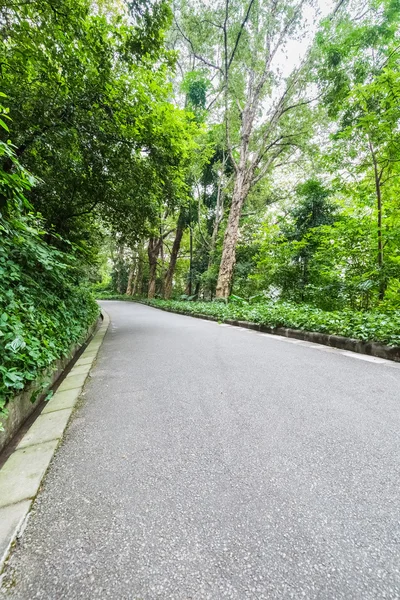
[2,300,400,599]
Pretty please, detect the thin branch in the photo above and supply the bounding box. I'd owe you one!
[332,0,347,16]
[65,199,100,220]
[226,0,256,71]
[251,147,287,185]
[379,43,400,70]
[174,16,223,73]
[206,88,224,112]
[252,0,307,106]
[162,228,175,239]
[223,0,237,171]
[279,90,324,117]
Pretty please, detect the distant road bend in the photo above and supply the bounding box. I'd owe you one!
[2,300,400,599]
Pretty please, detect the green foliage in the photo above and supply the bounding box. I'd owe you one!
[0,208,98,418]
[0,100,34,214]
[181,71,210,121]
[0,122,98,424]
[314,0,400,302]
[162,0,400,313]
[87,0,400,335]
[142,298,400,347]
[96,293,137,300]
[1,0,198,255]
[249,180,340,308]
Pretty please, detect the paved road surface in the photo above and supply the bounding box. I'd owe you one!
[2,301,400,599]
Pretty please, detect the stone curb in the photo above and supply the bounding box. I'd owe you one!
[137,301,400,363]
[0,310,110,574]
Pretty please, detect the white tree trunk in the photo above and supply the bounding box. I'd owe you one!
[215,171,249,298]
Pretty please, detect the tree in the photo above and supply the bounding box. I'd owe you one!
[0,0,194,260]
[316,0,400,300]
[164,207,189,298]
[283,179,336,297]
[174,0,324,297]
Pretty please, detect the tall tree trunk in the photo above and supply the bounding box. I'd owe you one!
[215,171,249,298]
[160,233,166,299]
[164,215,185,299]
[188,223,193,296]
[375,177,384,301]
[369,138,385,301]
[116,243,124,294]
[216,85,254,298]
[133,245,144,296]
[148,262,157,298]
[147,237,161,299]
[125,257,136,295]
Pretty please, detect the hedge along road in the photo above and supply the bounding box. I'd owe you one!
[2,301,400,599]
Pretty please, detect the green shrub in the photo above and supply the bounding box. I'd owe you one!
[95,292,136,300]
[0,122,98,423]
[0,211,99,422]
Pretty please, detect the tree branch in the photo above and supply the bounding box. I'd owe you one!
[173,16,223,73]
[226,0,256,71]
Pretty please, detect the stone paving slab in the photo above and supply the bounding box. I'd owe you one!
[65,363,92,377]
[86,339,102,349]
[75,356,94,367]
[0,440,59,508]
[0,501,32,568]
[41,389,81,414]
[85,345,102,355]
[17,409,72,450]
[57,373,88,392]
[77,351,97,360]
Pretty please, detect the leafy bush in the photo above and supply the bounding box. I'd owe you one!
[141,298,400,347]
[0,114,98,423]
[0,211,99,419]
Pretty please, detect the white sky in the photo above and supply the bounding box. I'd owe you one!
[277,0,337,78]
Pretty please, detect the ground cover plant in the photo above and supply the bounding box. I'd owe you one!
[0,211,98,419]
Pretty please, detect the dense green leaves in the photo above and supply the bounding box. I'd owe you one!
[1,0,197,251]
[0,142,98,423]
[313,0,400,302]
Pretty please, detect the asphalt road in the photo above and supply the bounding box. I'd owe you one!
[2,300,400,599]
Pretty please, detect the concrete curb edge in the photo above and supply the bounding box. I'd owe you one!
[0,309,110,576]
